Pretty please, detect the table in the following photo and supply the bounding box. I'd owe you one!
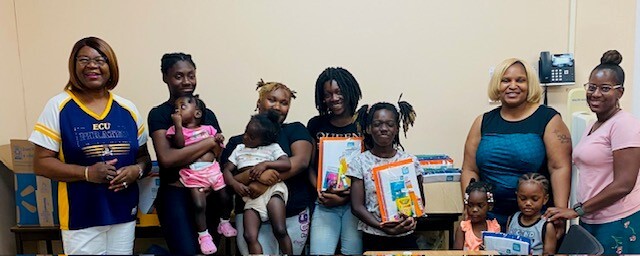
[416,213,461,249]
[365,250,498,255]
[11,214,458,254]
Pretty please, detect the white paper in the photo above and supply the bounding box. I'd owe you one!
[375,159,424,221]
[319,138,362,191]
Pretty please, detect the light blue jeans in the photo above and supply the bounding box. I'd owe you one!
[309,203,362,255]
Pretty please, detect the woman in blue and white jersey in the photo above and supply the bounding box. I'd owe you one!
[29,37,151,255]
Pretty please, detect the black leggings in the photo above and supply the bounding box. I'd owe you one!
[155,184,231,254]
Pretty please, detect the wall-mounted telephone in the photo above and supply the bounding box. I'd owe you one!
[538,51,575,84]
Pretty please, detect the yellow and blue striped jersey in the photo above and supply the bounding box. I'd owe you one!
[29,90,147,230]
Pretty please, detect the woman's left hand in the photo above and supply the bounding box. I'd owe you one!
[109,165,140,192]
[327,186,350,196]
[543,207,578,222]
[318,191,348,207]
[379,214,417,235]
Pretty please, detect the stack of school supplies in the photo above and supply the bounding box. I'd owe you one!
[422,168,461,183]
[373,158,425,222]
[416,154,460,183]
[317,137,364,191]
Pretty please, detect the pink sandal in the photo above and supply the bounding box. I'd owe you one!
[198,233,217,255]
[217,221,238,237]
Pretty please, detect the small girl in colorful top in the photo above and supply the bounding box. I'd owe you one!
[507,173,557,255]
[167,95,236,254]
[454,178,501,251]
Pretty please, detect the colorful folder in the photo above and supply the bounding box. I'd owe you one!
[317,137,364,192]
[372,158,425,222]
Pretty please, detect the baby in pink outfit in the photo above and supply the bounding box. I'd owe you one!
[166,95,236,255]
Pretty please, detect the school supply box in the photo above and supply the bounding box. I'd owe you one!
[373,158,425,222]
[0,140,59,226]
[317,137,363,192]
[483,231,531,255]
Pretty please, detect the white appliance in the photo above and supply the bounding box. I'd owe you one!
[569,111,595,225]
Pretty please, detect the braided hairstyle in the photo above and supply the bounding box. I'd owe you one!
[255,79,297,110]
[175,94,206,124]
[314,67,362,116]
[248,110,281,147]
[517,173,550,196]
[161,53,196,75]
[591,50,625,86]
[355,94,416,150]
[464,178,495,205]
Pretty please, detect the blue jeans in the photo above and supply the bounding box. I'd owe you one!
[310,203,362,255]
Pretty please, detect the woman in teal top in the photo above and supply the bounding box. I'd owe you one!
[460,58,571,236]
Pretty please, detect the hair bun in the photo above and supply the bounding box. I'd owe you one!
[600,50,622,65]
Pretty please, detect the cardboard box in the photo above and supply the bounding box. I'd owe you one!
[422,182,463,214]
[136,211,160,227]
[136,162,160,227]
[8,140,59,226]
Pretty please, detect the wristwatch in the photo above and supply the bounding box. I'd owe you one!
[573,202,585,217]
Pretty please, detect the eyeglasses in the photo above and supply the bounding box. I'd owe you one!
[76,56,108,66]
[583,83,622,93]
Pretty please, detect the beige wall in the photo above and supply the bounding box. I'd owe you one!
[10,0,634,164]
[574,0,636,112]
[0,0,636,254]
[1,0,27,145]
[0,2,634,164]
[0,0,21,254]
[5,0,637,164]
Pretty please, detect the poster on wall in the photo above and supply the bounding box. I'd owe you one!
[317,137,364,192]
[373,158,425,222]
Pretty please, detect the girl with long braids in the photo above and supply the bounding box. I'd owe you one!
[307,67,363,255]
[347,97,424,251]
